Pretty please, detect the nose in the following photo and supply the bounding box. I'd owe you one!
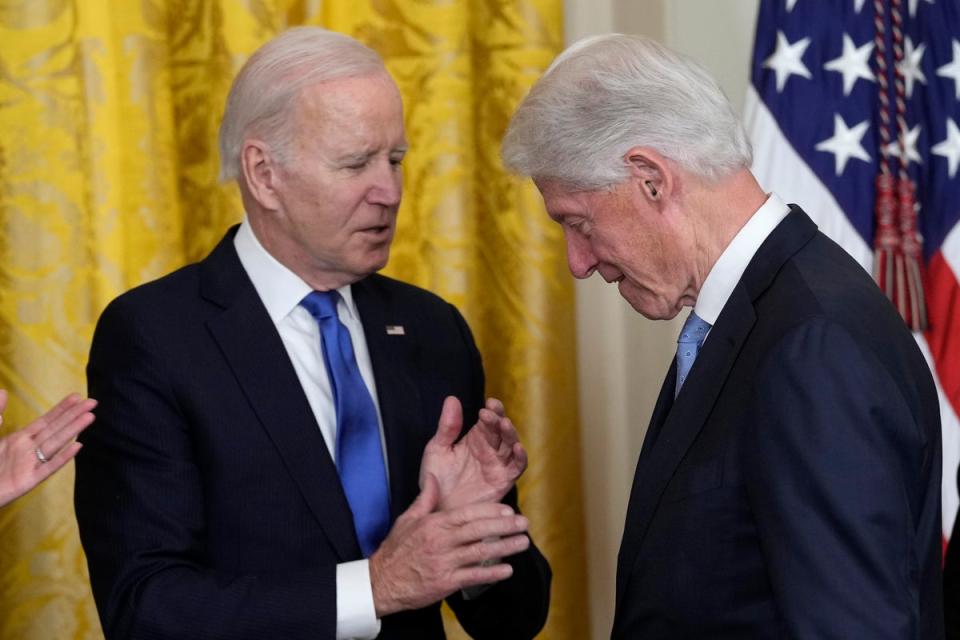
[564,229,597,279]
[367,160,402,207]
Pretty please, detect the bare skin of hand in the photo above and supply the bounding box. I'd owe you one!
[0,391,97,507]
[419,396,528,511]
[369,473,531,617]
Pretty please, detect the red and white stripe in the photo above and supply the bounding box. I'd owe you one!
[922,223,960,546]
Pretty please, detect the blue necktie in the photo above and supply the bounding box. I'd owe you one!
[301,291,390,557]
[675,311,712,398]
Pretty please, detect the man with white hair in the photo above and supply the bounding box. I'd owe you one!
[503,34,943,638]
[75,27,550,639]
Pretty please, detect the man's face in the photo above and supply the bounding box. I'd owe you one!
[266,71,407,286]
[536,179,694,320]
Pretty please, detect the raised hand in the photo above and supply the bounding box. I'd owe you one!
[368,473,530,616]
[0,391,97,507]
[419,396,528,512]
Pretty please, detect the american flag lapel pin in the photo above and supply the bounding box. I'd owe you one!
[385,325,405,336]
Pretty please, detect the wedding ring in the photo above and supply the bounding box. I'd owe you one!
[35,447,48,464]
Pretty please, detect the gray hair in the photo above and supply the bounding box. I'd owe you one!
[218,26,385,182]
[501,34,752,189]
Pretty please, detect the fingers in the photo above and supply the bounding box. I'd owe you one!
[431,396,463,449]
[449,512,529,547]
[509,442,528,475]
[371,496,529,616]
[444,501,516,527]
[476,412,523,465]
[455,533,530,568]
[31,397,96,457]
[23,393,84,437]
[35,407,95,461]
[497,416,520,450]
[454,561,515,589]
[515,441,528,464]
[410,505,529,577]
[0,389,7,421]
[31,442,83,484]
[485,397,505,417]
[475,408,504,449]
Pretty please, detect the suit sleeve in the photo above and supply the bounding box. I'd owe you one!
[75,296,338,639]
[743,319,939,639]
[946,469,960,640]
[441,304,553,640]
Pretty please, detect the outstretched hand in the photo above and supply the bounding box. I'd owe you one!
[419,396,528,512]
[0,391,97,508]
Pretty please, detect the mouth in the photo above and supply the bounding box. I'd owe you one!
[360,224,392,237]
[597,264,624,284]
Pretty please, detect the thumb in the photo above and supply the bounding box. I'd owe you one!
[408,471,440,518]
[431,396,463,448]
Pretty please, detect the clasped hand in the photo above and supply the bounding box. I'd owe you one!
[369,396,530,616]
[419,396,528,511]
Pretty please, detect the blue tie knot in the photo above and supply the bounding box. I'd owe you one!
[301,290,339,320]
[677,311,711,346]
[675,310,712,398]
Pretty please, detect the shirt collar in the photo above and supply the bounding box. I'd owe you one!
[694,193,790,326]
[233,218,360,325]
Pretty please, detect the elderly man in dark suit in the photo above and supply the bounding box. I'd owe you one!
[503,34,942,639]
[75,27,550,640]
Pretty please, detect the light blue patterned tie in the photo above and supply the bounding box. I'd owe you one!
[675,310,712,398]
[301,291,390,557]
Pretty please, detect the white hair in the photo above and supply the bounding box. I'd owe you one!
[501,34,752,189]
[218,26,385,182]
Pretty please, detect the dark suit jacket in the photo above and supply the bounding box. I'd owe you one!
[612,207,943,639]
[946,469,960,640]
[75,227,551,639]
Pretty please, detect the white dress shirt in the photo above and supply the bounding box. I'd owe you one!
[694,193,791,328]
[234,219,383,640]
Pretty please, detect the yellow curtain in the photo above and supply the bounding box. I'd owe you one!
[0,1,587,638]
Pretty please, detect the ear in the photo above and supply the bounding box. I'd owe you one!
[240,139,283,210]
[623,147,674,204]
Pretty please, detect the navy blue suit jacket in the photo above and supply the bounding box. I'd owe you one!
[75,227,551,639]
[612,207,943,639]
[945,469,960,640]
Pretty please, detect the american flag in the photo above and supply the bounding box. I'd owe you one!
[745,0,960,550]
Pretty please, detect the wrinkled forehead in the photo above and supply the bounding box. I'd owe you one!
[534,180,589,218]
[533,178,575,199]
[287,72,407,153]
[294,71,402,118]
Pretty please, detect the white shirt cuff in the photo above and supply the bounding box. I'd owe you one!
[336,560,381,640]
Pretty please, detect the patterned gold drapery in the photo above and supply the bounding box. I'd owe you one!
[0,1,587,638]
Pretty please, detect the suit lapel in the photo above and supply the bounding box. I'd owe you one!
[636,362,677,462]
[615,207,820,605]
[615,288,756,603]
[353,277,426,518]
[200,229,361,561]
